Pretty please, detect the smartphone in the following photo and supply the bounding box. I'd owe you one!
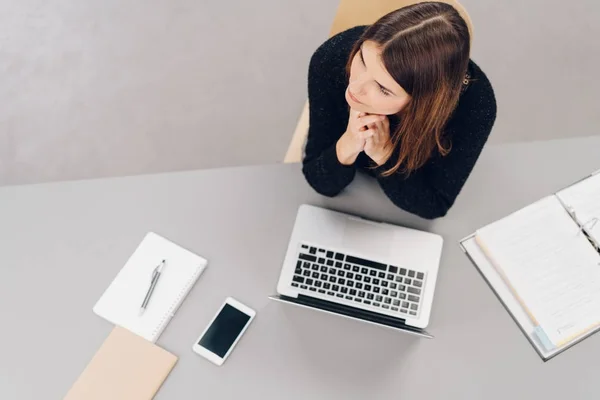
[192,297,256,366]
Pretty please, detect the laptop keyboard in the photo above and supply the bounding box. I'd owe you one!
[291,244,426,318]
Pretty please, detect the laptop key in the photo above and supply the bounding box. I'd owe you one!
[384,297,392,304]
[353,266,360,272]
[358,291,365,298]
[409,311,417,316]
[369,270,377,276]
[399,293,406,300]
[407,287,421,295]
[382,289,389,296]
[329,268,336,274]
[400,268,407,275]
[318,258,325,264]
[345,296,353,300]
[306,279,314,286]
[312,264,319,271]
[309,247,316,254]
[382,305,390,309]
[329,276,336,283]
[410,303,418,310]
[327,260,334,266]
[381,281,388,287]
[303,270,310,277]
[387,274,394,280]
[395,276,403,282]
[326,251,334,258]
[361,268,368,274]
[347,281,354,288]
[373,279,380,285]
[399,285,406,291]
[389,266,398,274]
[327,291,335,296]
[367,293,374,300]
[402,301,410,308]
[373,302,381,307]
[393,299,400,306]
[299,254,316,262]
[336,293,343,298]
[315,281,322,288]
[318,248,325,253]
[335,253,344,261]
[320,266,328,272]
[408,295,420,302]
[408,270,416,278]
[349,289,357,296]
[346,272,354,279]
[344,264,351,270]
[364,285,372,291]
[364,277,371,283]
[301,285,308,289]
[309,287,316,292]
[303,262,311,269]
[417,272,425,279]
[405,279,412,285]
[414,280,423,288]
[391,307,399,311]
[320,273,328,280]
[318,289,325,294]
[335,262,343,268]
[332,285,340,291]
[375,295,383,302]
[341,287,348,294]
[355,275,362,281]
[355,283,363,289]
[390,283,397,289]
[390,291,398,297]
[338,278,346,285]
[373,287,380,294]
[292,283,299,287]
[337,270,345,277]
[323,283,331,290]
[312,272,319,279]
[401,308,408,314]
[378,272,385,278]
[364,300,371,305]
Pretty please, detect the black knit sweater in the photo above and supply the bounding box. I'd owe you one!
[302,27,497,219]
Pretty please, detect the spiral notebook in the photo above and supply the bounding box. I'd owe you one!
[461,169,600,360]
[94,232,207,342]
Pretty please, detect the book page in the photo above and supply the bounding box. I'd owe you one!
[476,196,600,347]
[557,172,600,246]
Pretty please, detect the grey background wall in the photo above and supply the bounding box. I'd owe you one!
[1,0,598,186]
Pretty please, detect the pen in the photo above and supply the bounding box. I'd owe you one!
[139,260,165,316]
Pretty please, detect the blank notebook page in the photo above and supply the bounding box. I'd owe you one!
[557,172,600,245]
[94,232,207,342]
[476,196,600,347]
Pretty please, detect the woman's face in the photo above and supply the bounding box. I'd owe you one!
[346,40,410,116]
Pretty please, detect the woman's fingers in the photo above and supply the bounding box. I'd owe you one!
[360,128,376,141]
[357,114,385,128]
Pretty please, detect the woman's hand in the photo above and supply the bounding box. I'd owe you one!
[364,115,391,166]
[336,110,387,165]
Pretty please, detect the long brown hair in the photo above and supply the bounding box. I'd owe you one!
[347,2,470,176]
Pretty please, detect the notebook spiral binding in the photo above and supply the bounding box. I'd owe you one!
[151,267,203,339]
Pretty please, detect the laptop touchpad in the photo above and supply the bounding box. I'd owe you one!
[343,218,393,257]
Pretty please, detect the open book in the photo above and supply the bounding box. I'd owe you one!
[461,171,600,360]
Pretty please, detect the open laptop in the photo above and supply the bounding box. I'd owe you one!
[271,205,443,338]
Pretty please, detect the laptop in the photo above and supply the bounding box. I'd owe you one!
[271,205,443,338]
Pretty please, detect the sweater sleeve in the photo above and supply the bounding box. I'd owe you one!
[301,36,356,197]
[375,84,497,219]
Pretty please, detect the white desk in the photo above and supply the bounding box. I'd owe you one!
[2,136,600,399]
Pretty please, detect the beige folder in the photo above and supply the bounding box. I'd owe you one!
[64,326,178,400]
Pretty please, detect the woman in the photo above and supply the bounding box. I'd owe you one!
[302,2,496,219]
